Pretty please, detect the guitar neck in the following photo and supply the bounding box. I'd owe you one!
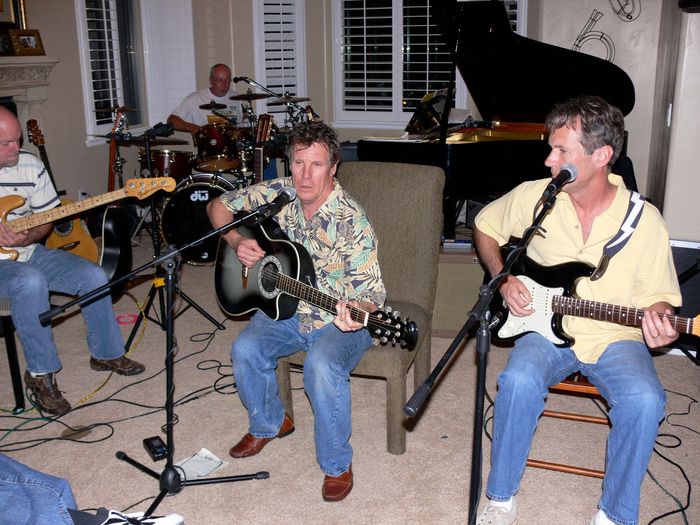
[36,146,58,192]
[9,188,128,233]
[254,146,264,184]
[272,269,370,325]
[552,296,696,336]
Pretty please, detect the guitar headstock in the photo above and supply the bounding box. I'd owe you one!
[26,119,45,147]
[111,107,127,134]
[256,114,272,142]
[369,307,419,349]
[123,177,177,199]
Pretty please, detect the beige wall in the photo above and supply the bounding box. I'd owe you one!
[16,0,699,241]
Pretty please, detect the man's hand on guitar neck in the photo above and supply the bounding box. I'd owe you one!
[334,299,377,332]
[0,221,52,248]
[641,303,679,349]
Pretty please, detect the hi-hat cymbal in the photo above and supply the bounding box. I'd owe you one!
[229,93,271,101]
[268,96,311,106]
[199,102,228,110]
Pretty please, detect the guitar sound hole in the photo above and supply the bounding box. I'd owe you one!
[53,220,73,236]
[260,262,278,293]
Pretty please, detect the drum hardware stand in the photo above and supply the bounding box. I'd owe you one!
[125,134,225,337]
[403,191,561,525]
[38,209,276,518]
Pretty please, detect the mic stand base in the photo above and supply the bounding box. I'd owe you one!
[117,255,264,519]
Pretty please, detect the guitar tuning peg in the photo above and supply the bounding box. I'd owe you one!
[393,310,401,318]
[373,328,382,336]
[380,336,388,344]
[385,305,392,313]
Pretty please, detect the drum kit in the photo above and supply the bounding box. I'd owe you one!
[103,82,317,266]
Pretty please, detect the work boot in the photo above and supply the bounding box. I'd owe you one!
[24,371,71,415]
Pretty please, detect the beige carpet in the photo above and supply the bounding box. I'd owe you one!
[0,237,698,524]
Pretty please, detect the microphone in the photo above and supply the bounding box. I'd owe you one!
[232,76,248,83]
[143,122,173,137]
[542,163,577,199]
[258,187,297,220]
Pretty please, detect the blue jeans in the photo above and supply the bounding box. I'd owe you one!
[486,333,665,525]
[0,452,76,525]
[231,311,372,476]
[0,244,125,373]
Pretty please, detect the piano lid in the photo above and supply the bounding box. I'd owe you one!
[439,0,635,121]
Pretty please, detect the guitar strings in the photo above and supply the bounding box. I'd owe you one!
[259,266,398,333]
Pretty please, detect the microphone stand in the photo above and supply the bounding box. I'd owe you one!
[403,191,561,525]
[39,207,274,518]
[125,128,224,341]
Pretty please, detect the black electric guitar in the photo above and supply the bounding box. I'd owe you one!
[26,120,100,262]
[215,215,418,349]
[489,255,698,346]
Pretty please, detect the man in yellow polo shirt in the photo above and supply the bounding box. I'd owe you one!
[473,95,681,525]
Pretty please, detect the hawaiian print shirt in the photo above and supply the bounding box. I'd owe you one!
[219,176,386,333]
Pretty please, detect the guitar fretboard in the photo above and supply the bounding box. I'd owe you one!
[262,266,398,336]
[9,189,128,233]
[552,296,694,335]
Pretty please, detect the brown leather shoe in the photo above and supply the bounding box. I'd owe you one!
[229,413,295,458]
[24,371,71,415]
[322,464,353,502]
[90,356,145,376]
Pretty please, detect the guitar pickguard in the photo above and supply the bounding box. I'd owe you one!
[496,275,567,345]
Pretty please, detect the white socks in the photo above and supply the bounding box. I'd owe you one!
[490,496,514,512]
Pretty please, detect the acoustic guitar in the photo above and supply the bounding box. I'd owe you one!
[26,120,99,262]
[0,178,176,261]
[215,214,419,349]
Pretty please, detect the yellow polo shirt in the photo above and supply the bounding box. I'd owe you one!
[475,174,682,363]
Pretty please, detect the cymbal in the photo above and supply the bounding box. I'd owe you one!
[268,96,311,106]
[229,93,271,101]
[199,102,228,110]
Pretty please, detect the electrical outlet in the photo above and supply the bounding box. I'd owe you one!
[77,189,88,201]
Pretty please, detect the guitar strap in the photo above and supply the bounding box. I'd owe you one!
[590,190,645,281]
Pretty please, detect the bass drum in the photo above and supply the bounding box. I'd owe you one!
[160,174,235,264]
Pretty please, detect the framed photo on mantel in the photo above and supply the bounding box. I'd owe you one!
[7,28,44,56]
[0,0,27,30]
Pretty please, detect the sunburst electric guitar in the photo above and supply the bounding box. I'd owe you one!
[215,215,419,349]
[489,255,698,346]
[26,120,100,262]
[0,178,176,261]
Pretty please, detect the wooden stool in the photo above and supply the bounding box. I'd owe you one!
[526,373,609,478]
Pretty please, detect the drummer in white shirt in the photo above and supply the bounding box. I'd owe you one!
[167,63,244,135]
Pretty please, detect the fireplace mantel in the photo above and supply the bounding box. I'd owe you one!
[0,55,59,125]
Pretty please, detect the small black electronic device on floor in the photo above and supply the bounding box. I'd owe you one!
[143,436,168,461]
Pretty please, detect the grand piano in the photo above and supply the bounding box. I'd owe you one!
[357,0,636,239]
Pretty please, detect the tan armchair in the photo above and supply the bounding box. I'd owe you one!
[275,161,445,454]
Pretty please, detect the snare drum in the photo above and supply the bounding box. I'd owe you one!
[194,123,242,173]
[138,149,194,182]
[160,174,235,264]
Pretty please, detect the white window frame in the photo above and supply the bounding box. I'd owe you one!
[331,0,527,130]
[75,0,196,146]
[252,0,307,125]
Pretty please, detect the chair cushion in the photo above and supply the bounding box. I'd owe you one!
[281,300,428,380]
